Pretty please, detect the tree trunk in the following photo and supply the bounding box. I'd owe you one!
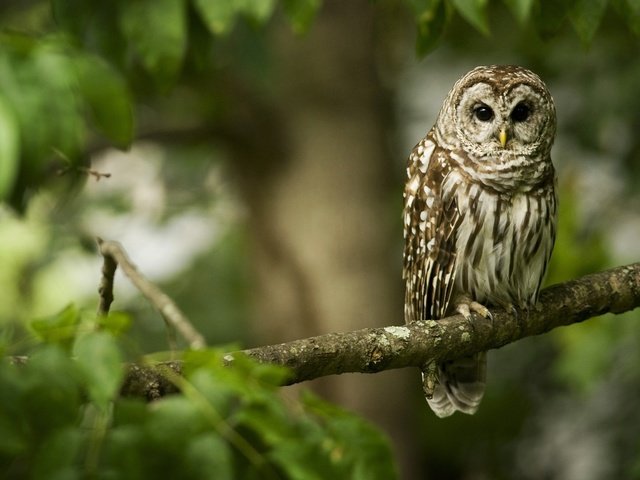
[233,1,420,476]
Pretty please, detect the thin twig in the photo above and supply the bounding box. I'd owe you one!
[52,148,111,182]
[96,238,207,350]
[83,167,112,181]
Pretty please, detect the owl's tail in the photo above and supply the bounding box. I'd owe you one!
[423,352,486,418]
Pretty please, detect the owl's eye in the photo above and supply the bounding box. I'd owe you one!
[511,102,531,122]
[473,104,494,122]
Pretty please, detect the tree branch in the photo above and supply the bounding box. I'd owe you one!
[97,238,206,350]
[122,263,639,397]
[235,263,640,384]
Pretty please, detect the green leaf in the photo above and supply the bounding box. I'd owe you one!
[531,0,571,43]
[234,402,292,446]
[0,39,88,208]
[451,0,490,35]
[112,398,148,426]
[182,348,228,377]
[282,0,322,34]
[185,433,233,480]
[106,400,148,475]
[0,93,19,201]
[97,311,133,337]
[32,427,82,480]
[53,2,130,68]
[0,363,30,457]
[193,0,277,35]
[627,0,640,16]
[24,346,83,433]
[51,0,94,38]
[270,443,332,480]
[0,43,84,167]
[193,0,240,35]
[29,44,86,162]
[146,396,204,445]
[241,0,277,23]
[502,0,535,23]
[301,392,398,480]
[31,304,81,347]
[228,351,292,388]
[73,331,124,409]
[120,0,187,87]
[74,55,134,148]
[187,368,236,416]
[570,0,609,44]
[615,0,640,34]
[412,0,450,57]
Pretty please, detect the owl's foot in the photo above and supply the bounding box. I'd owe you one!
[495,303,532,334]
[455,298,493,326]
[507,304,531,331]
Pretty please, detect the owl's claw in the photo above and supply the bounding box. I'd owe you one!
[456,299,493,327]
[510,304,532,331]
[509,304,518,321]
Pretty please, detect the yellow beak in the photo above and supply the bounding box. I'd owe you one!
[499,128,507,148]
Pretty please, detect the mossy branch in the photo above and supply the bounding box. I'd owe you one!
[117,261,640,397]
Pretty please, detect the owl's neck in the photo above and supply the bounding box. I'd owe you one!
[447,147,554,194]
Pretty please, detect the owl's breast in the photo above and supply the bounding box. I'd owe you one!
[446,175,556,309]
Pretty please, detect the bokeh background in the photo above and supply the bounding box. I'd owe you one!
[2,1,640,478]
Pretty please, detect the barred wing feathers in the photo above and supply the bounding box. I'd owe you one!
[403,132,460,323]
[402,132,485,418]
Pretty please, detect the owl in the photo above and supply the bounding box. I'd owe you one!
[403,65,557,417]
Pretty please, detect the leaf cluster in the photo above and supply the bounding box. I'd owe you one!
[2,0,320,208]
[0,33,132,208]
[2,0,639,208]
[1,305,397,479]
[409,0,640,55]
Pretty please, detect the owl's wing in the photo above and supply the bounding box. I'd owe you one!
[403,133,461,322]
[403,135,485,418]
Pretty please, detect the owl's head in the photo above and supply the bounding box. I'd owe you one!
[435,65,556,159]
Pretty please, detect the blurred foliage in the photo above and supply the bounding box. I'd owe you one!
[0,33,133,209]
[1,308,397,478]
[406,0,640,55]
[1,0,639,207]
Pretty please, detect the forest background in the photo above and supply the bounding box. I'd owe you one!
[1,0,640,479]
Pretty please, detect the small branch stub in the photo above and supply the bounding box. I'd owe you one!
[96,237,117,317]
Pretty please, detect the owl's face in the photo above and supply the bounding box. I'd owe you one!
[435,65,556,160]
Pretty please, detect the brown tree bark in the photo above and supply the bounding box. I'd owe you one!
[229,0,417,474]
[235,263,640,380]
[120,263,640,394]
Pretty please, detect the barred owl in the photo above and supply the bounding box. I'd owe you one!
[403,65,557,417]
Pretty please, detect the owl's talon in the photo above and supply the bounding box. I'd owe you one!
[512,305,532,331]
[456,303,472,321]
[456,300,492,328]
[469,301,492,320]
